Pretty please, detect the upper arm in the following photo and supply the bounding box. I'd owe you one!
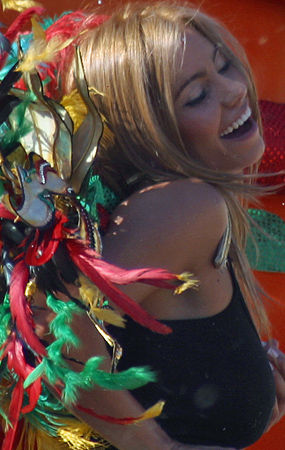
[102,179,228,303]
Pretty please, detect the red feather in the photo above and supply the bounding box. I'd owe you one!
[25,212,67,266]
[0,204,15,220]
[1,380,24,450]
[43,12,108,98]
[5,7,46,42]
[10,259,47,355]
[1,333,42,414]
[66,240,171,334]
[76,404,147,425]
[0,7,45,71]
[50,385,141,425]
[65,240,178,288]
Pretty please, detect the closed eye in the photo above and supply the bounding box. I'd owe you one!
[185,89,208,107]
[218,60,231,74]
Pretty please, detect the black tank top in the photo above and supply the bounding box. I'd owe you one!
[108,270,275,449]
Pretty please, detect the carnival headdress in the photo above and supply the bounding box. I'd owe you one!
[0,5,196,450]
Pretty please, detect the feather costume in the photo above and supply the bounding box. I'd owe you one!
[0,4,197,449]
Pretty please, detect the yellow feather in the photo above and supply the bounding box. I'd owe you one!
[133,401,165,423]
[7,419,70,450]
[0,413,107,450]
[31,16,45,40]
[78,273,125,327]
[2,0,40,12]
[16,19,73,73]
[175,272,199,295]
[78,272,103,308]
[58,422,106,450]
[91,307,126,328]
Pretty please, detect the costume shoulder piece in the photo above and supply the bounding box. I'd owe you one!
[0,4,197,449]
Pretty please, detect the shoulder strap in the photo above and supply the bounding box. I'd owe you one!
[214,215,232,268]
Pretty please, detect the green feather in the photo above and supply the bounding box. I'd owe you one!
[47,339,69,363]
[0,304,11,345]
[0,406,12,426]
[49,316,80,347]
[23,360,47,389]
[87,366,157,391]
[61,360,155,404]
[46,294,82,317]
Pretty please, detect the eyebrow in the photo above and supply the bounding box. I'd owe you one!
[175,45,219,101]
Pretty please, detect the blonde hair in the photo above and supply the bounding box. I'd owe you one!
[64,2,269,333]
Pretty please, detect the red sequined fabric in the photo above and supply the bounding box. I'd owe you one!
[258,100,285,191]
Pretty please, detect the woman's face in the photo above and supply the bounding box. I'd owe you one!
[174,30,265,173]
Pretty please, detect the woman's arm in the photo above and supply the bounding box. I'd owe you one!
[34,179,235,450]
[39,303,236,450]
[62,315,237,450]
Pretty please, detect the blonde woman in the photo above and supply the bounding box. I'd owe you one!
[41,2,285,449]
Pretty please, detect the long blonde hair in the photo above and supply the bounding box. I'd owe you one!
[64,2,269,333]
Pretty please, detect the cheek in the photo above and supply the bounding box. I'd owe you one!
[178,113,220,151]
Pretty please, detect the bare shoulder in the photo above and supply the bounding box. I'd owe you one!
[132,178,227,220]
[103,179,228,271]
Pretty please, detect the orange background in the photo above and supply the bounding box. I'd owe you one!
[2,0,285,449]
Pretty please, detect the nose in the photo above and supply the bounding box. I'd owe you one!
[219,77,247,109]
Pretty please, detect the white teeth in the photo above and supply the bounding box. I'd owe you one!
[220,107,251,137]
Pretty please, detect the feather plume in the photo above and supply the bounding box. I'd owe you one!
[88,307,126,328]
[76,400,164,426]
[1,380,23,450]
[44,12,108,98]
[66,239,196,290]
[2,0,40,13]
[0,6,45,76]
[25,212,68,266]
[1,333,42,414]
[78,273,126,328]
[73,363,156,391]
[57,423,104,450]
[16,18,73,73]
[175,272,199,294]
[46,294,83,351]
[132,400,165,423]
[0,204,15,220]
[9,259,47,355]
[4,7,45,43]
[6,418,87,450]
[23,360,46,390]
[24,350,155,406]
[52,356,155,405]
[0,298,11,345]
[66,240,172,334]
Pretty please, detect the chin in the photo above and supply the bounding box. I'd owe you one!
[229,137,265,173]
[248,137,266,167]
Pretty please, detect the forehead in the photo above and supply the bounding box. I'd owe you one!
[179,29,216,73]
[174,29,217,96]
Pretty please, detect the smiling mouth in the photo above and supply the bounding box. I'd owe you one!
[221,118,253,139]
[220,106,253,139]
